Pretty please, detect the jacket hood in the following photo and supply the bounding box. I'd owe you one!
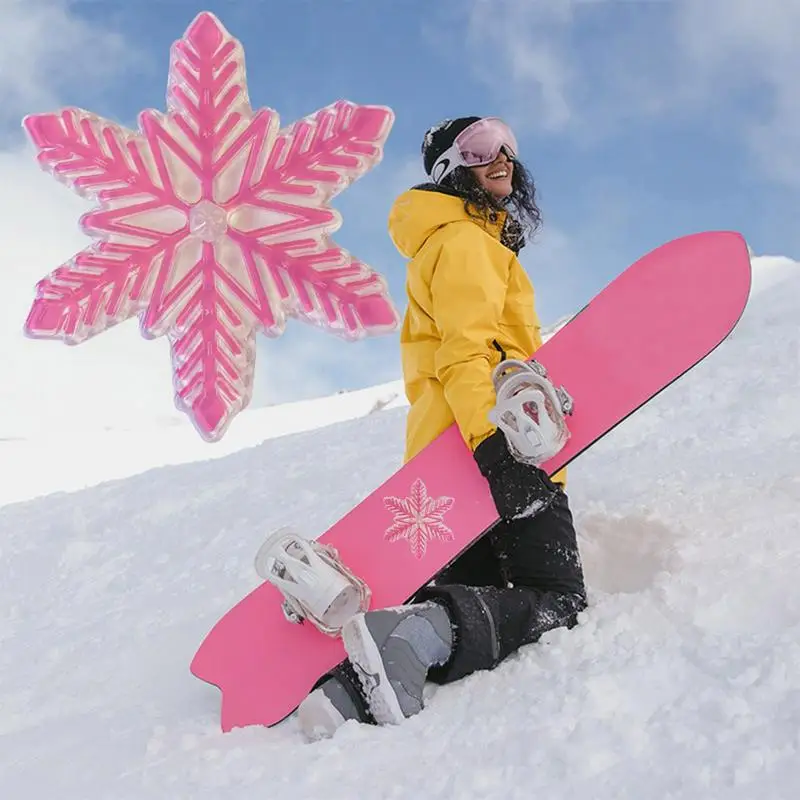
[388,185,506,259]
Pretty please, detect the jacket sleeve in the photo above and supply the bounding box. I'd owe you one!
[430,224,509,451]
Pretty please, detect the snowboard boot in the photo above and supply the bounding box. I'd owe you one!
[296,660,374,742]
[340,600,454,725]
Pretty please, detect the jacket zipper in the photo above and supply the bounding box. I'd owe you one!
[492,339,507,363]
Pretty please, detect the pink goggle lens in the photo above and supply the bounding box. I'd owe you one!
[455,117,519,166]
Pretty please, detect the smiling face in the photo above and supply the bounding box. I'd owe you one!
[470,149,514,200]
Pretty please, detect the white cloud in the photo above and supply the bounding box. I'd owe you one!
[464,0,576,132]
[386,154,428,195]
[0,0,136,134]
[674,0,800,184]
[457,0,800,184]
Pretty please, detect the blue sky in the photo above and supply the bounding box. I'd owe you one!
[1,0,798,426]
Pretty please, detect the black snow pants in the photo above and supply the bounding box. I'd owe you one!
[417,488,587,684]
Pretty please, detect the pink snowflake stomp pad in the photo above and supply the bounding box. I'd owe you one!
[384,477,455,560]
[21,11,398,442]
[191,231,752,731]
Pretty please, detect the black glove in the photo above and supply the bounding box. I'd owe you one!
[473,429,559,521]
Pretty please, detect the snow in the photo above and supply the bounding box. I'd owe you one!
[1,253,799,799]
[0,378,406,508]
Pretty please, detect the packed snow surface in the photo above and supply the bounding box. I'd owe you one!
[0,255,799,799]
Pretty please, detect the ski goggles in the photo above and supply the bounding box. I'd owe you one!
[429,117,519,184]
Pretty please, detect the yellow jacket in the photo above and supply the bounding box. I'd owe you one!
[389,187,565,484]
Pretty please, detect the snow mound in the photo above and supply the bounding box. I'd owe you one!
[0,254,799,799]
[0,378,406,508]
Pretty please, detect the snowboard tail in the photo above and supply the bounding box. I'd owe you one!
[191,231,752,731]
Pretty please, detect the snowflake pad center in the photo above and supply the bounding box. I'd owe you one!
[188,200,229,242]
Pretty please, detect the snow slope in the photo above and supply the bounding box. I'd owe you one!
[1,254,799,799]
[0,317,564,510]
[0,378,406,509]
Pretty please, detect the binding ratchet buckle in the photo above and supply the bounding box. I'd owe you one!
[488,358,574,466]
[254,527,371,637]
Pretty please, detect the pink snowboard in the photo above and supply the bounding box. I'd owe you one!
[191,231,752,731]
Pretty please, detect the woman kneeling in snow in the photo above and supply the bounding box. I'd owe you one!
[298,116,587,740]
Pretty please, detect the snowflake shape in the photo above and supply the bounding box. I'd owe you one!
[384,478,455,560]
[22,11,398,441]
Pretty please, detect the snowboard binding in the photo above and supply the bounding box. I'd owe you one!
[254,527,371,637]
[488,358,574,466]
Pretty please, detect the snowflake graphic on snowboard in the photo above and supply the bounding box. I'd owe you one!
[384,478,456,559]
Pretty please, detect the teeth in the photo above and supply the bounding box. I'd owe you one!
[488,170,508,179]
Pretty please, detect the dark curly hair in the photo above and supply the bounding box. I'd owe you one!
[434,156,543,252]
[450,159,542,222]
